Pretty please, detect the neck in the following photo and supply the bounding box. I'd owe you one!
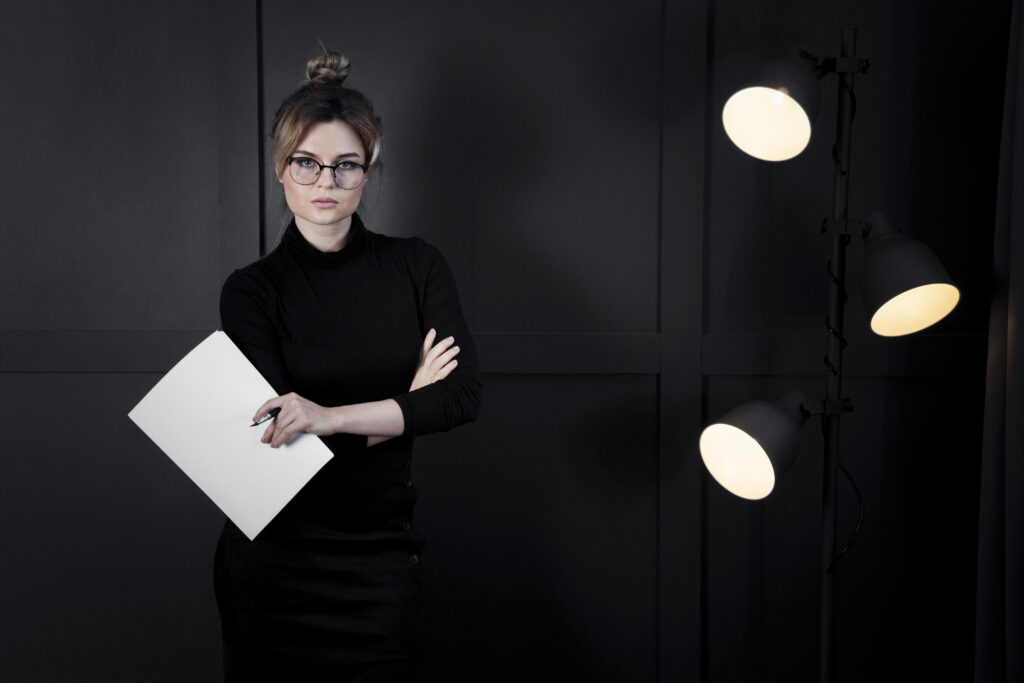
[294,214,352,252]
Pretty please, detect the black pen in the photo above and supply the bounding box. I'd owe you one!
[250,407,281,427]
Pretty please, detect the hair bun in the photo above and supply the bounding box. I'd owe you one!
[306,51,350,86]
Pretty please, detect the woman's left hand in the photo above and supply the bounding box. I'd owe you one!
[409,328,460,391]
[254,392,337,448]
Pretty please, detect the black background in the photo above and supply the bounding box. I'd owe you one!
[0,0,1010,681]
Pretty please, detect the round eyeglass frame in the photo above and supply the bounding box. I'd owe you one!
[285,156,368,190]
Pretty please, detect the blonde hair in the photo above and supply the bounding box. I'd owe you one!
[271,51,383,175]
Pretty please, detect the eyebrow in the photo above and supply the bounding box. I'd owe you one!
[293,150,364,162]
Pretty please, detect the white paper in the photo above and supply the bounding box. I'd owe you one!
[128,331,333,540]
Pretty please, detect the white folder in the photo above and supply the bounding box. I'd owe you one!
[128,331,333,540]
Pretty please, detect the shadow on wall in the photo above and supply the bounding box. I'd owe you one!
[387,13,666,336]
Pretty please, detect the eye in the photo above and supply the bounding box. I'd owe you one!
[295,157,317,169]
[337,161,357,170]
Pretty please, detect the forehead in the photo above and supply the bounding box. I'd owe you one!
[295,120,365,159]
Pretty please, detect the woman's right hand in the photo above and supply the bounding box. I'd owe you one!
[409,328,460,391]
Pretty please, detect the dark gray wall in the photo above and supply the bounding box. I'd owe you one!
[0,1,253,680]
[1,0,1008,681]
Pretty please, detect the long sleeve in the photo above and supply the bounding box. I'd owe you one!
[392,242,482,436]
[220,268,292,396]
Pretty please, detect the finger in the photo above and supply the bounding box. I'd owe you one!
[430,345,460,372]
[273,420,308,448]
[272,410,312,448]
[262,419,277,444]
[270,412,299,448]
[433,358,458,381]
[425,336,454,364]
[253,393,289,423]
[425,336,455,364]
[263,405,291,444]
[420,328,436,362]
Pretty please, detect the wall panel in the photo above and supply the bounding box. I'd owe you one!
[0,373,223,681]
[1,1,258,680]
[415,374,659,681]
[1,1,223,331]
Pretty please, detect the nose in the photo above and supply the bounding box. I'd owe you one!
[315,167,338,188]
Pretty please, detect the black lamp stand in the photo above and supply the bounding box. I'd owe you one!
[820,26,863,683]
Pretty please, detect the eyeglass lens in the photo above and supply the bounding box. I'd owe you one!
[289,159,365,190]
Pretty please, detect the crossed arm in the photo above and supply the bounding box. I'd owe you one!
[253,328,461,449]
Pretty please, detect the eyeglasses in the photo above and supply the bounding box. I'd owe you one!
[285,156,368,190]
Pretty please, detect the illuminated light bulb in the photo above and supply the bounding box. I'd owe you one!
[722,86,812,161]
[869,283,961,336]
[700,423,776,500]
[699,394,805,500]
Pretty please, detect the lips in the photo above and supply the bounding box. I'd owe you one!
[312,197,338,208]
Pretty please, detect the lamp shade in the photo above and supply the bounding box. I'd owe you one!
[699,392,806,500]
[722,54,820,161]
[861,213,960,337]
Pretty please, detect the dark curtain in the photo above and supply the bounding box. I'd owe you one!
[976,0,1024,680]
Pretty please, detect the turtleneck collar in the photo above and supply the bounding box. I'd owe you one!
[282,213,367,266]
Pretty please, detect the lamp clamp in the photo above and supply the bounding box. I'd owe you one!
[830,57,870,74]
[800,398,854,418]
[799,50,869,76]
[820,218,864,236]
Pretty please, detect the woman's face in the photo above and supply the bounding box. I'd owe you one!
[279,119,367,238]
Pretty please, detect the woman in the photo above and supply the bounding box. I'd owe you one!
[214,51,481,682]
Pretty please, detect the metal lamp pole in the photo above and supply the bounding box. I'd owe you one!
[821,26,861,683]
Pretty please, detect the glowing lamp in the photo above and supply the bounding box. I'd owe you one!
[722,56,820,161]
[700,393,806,500]
[861,213,960,337]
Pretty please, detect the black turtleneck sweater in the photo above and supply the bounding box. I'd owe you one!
[214,214,480,674]
[222,214,480,444]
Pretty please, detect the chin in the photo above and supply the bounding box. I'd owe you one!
[297,213,354,232]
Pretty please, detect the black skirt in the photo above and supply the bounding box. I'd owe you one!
[214,519,423,681]
[213,444,427,682]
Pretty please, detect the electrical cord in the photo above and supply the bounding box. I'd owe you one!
[815,407,865,573]
[821,214,861,572]
[823,256,849,375]
[827,457,864,573]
